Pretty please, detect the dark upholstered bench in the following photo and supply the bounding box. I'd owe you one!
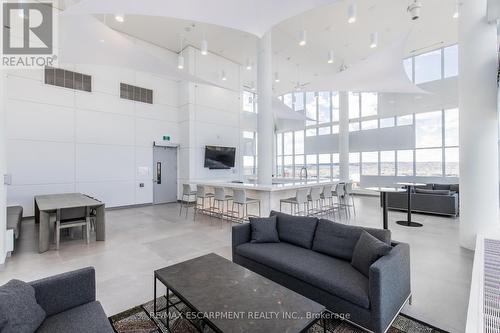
[7,206,23,240]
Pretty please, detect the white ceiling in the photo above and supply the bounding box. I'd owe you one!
[81,0,458,93]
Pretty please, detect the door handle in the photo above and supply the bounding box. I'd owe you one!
[156,162,162,184]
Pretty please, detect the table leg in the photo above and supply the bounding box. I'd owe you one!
[166,287,170,329]
[34,199,40,224]
[382,192,388,230]
[95,205,105,241]
[153,275,157,318]
[38,211,50,253]
[396,186,423,227]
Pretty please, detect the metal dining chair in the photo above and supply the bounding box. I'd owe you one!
[334,183,349,219]
[280,188,310,216]
[54,207,91,250]
[179,184,197,218]
[344,182,357,217]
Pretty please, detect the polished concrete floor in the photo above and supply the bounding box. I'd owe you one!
[0,196,472,333]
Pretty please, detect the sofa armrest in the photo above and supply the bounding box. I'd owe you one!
[232,224,251,250]
[30,267,96,316]
[369,242,411,333]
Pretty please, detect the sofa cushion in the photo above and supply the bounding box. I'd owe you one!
[235,242,370,308]
[36,301,114,333]
[270,211,318,249]
[432,184,450,191]
[415,188,451,196]
[312,219,391,261]
[0,279,46,333]
[249,216,280,243]
[351,231,393,277]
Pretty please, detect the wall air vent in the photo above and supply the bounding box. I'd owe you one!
[45,67,91,92]
[120,83,153,104]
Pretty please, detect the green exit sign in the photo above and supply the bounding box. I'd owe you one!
[163,135,171,141]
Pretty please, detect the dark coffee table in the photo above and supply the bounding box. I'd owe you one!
[153,253,325,333]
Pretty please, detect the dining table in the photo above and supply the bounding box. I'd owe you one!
[34,193,105,253]
[395,182,427,227]
[364,187,407,229]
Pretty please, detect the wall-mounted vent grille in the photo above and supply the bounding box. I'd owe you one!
[484,238,500,333]
[45,67,91,92]
[120,83,153,104]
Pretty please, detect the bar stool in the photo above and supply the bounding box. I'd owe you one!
[179,184,197,218]
[321,184,338,218]
[344,182,357,217]
[334,183,349,219]
[307,187,323,216]
[231,189,261,223]
[194,185,214,220]
[211,187,233,224]
[280,188,310,216]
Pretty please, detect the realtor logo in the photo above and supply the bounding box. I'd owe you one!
[1,0,57,68]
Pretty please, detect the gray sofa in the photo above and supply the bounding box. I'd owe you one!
[384,183,459,216]
[232,211,411,333]
[7,206,23,240]
[2,267,114,333]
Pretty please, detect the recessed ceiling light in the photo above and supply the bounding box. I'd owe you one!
[348,3,357,24]
[327,50,334,64]
[177,54,184,69]
[114,14,125,23]
[200,39,208,55]
[221,70,227,81]
[370,32,378,48]
[299,30,307,46]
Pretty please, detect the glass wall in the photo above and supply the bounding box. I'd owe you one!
[404,44,458,84]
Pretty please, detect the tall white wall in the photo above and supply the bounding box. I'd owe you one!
[178,46,243,194]
[5,47,180,216]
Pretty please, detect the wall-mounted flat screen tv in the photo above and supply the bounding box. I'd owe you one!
[204,146,236,169]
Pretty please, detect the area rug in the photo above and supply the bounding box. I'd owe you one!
[109,295,447,333]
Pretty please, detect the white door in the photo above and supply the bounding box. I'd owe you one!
[153,146,178,204]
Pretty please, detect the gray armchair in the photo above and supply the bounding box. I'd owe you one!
[31,267,114,333]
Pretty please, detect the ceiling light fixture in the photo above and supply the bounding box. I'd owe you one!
[274,72,280,83]
[327,50,335,64]
[177,55,184,69]
[114,14,125,23]
[245,58,252,70]
[221,70,227,81]
[453,2,459,18]
[299,30,307,46]
[347,3,357,24]
[370,32,378,48]
[407,0,422,20]
[200,39,208,55]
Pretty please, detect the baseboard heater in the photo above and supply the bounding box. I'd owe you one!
[466,236,500,333]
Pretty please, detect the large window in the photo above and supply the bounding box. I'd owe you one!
[416,148,443,176]
[362,152,379,175]
[404,44,458,85]
[415,111,442,148]
[318,92,331,124]
[243,91,256,113]
[380,151,396,176]
[397,150,414,176]
[349,153,360,182]
[414,50,442,84]
[242,131,257,175]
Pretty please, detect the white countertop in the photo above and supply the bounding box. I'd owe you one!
[191,179,340,192]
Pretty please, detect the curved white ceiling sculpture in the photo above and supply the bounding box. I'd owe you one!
[303,34,429,95]
[58,14,224,88]
[62,0,339,38]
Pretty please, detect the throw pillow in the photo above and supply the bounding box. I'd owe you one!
[0,279,46,333]
[351,231,392,277]
[270,211,318,249]
[249,216,280,243]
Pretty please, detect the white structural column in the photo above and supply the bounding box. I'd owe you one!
[458,0,499,249]
[257,32,274,185]
[0,71,6,264]
[339,92,350,181]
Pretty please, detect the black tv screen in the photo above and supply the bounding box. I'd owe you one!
[204,146,236,169]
